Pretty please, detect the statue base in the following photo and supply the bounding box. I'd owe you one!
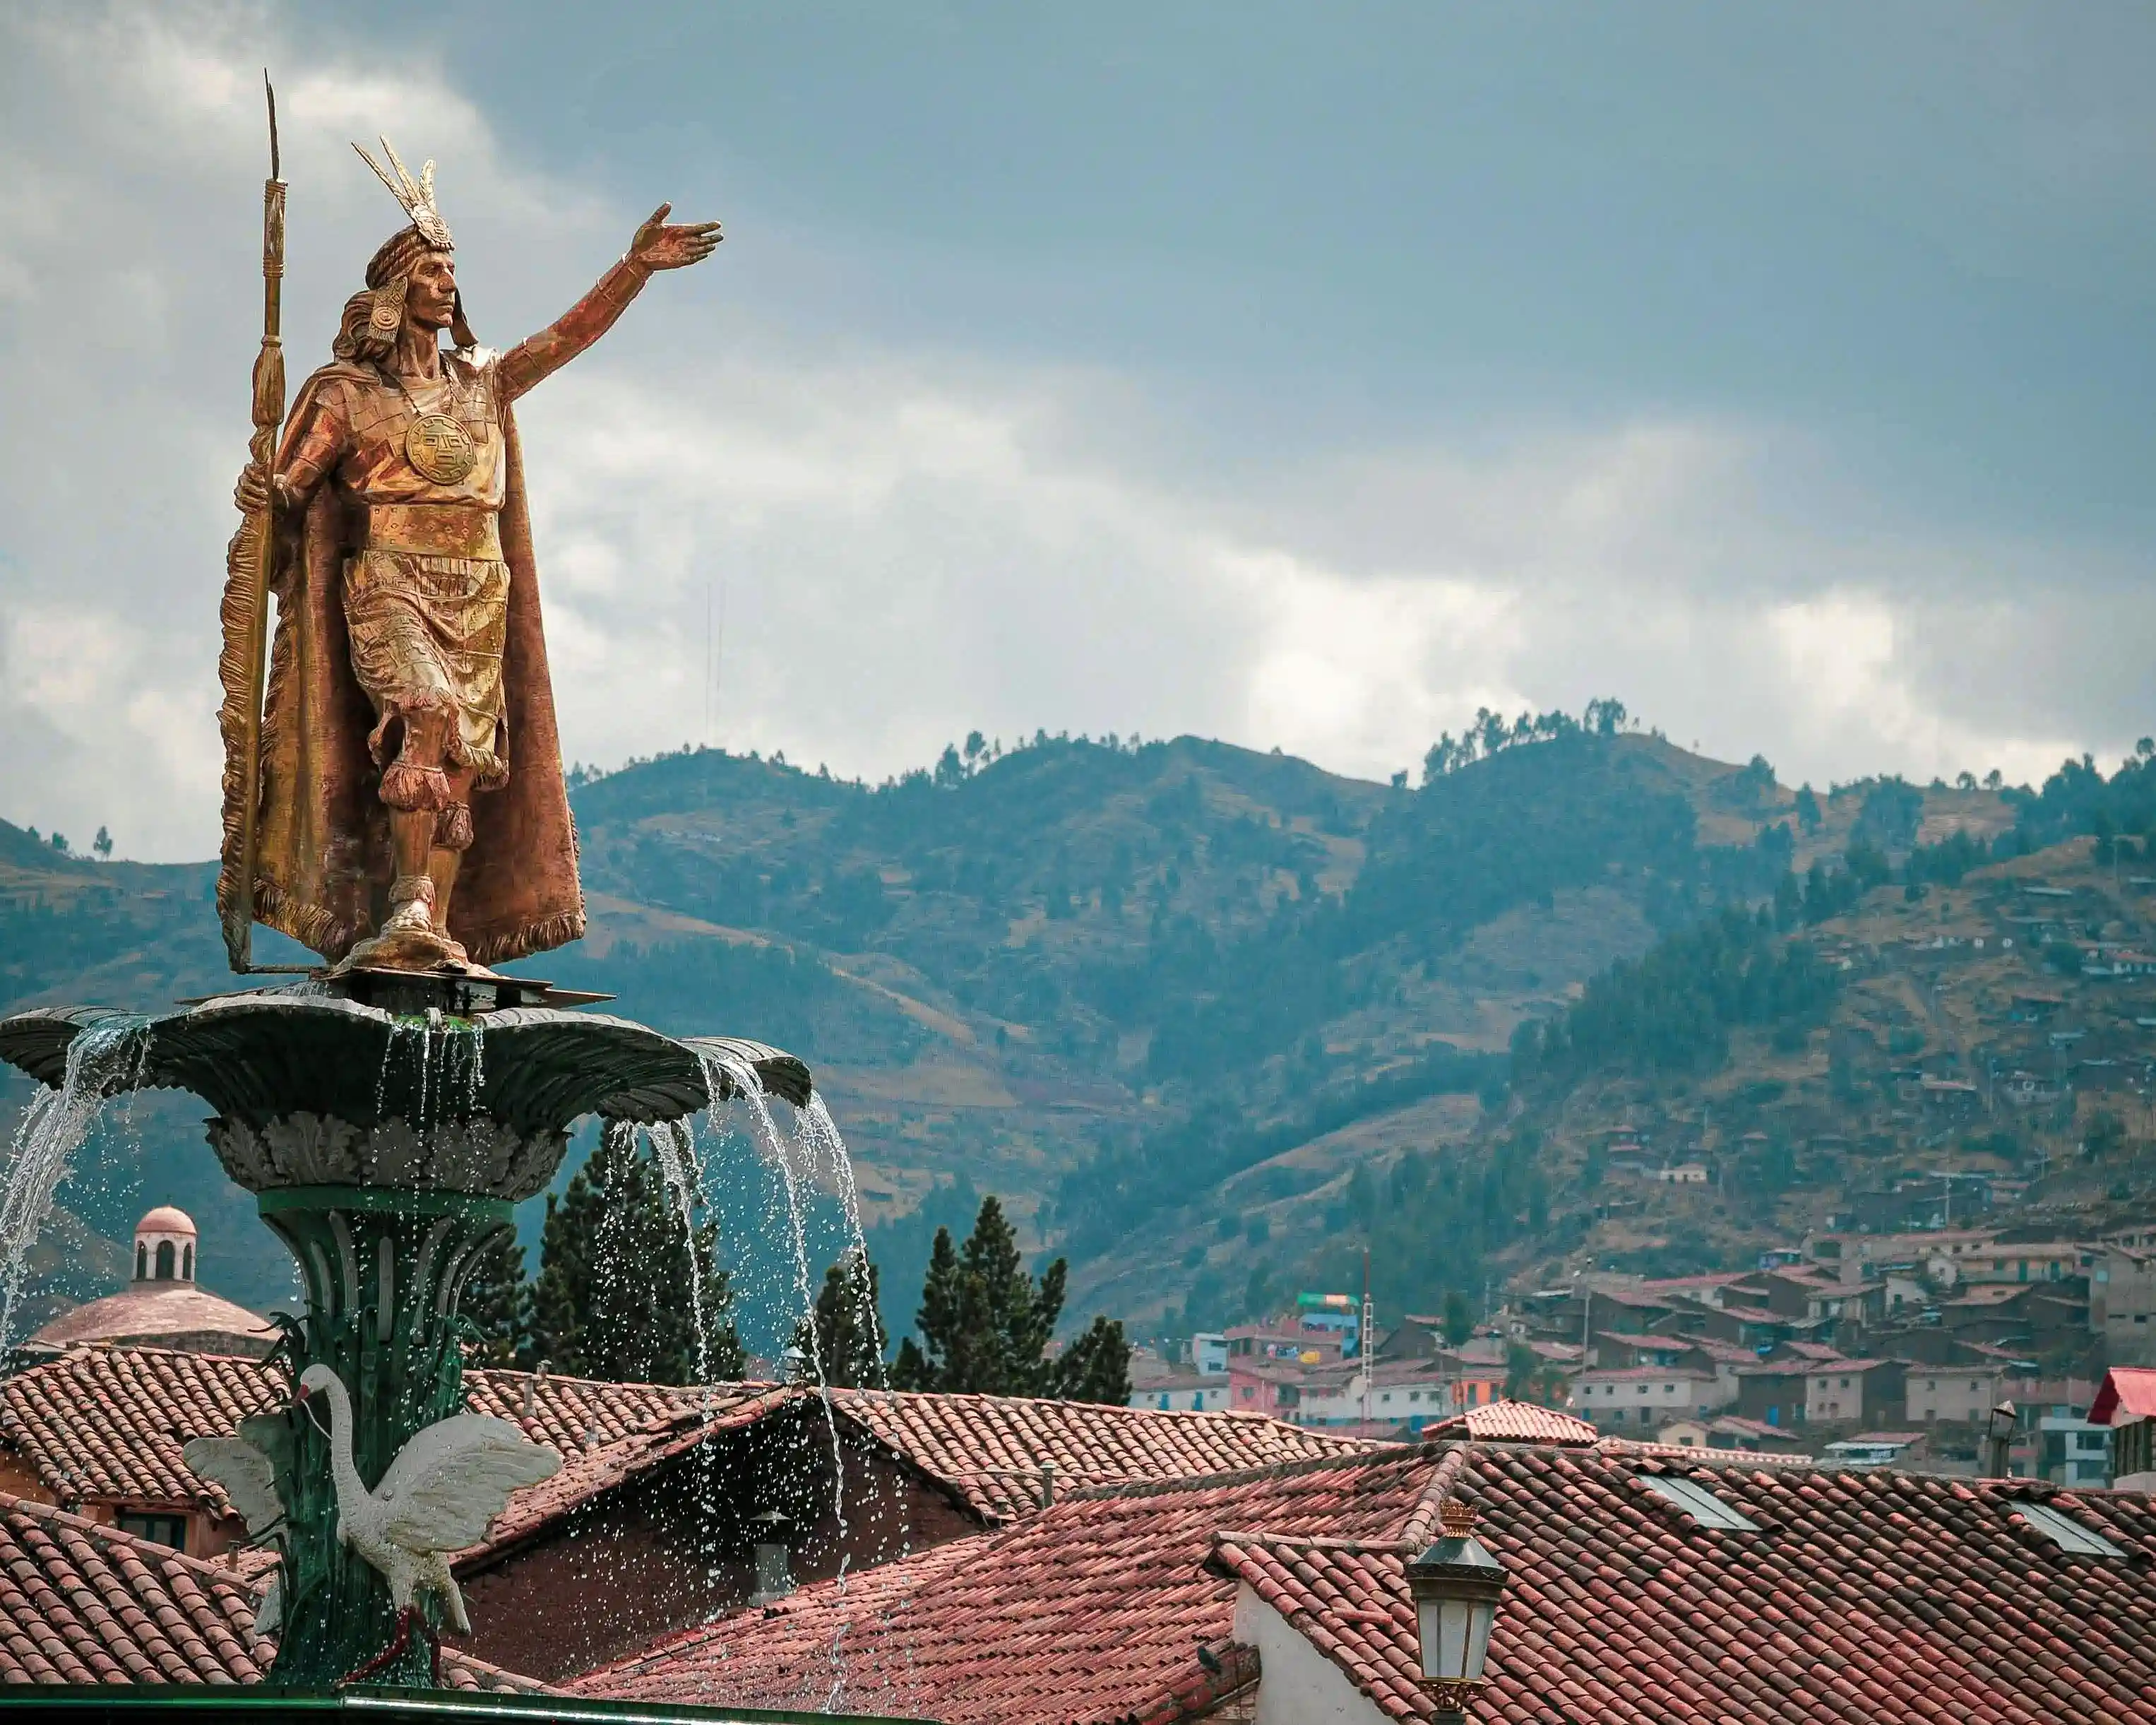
[340,920,472,974]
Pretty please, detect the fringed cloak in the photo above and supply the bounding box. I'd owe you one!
[221,360,584,967]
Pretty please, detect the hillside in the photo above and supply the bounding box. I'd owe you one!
[4,719,2148,1346]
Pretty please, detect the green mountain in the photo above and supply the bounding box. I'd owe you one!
[4,720,2150,1347]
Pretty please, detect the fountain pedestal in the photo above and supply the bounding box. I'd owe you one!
[0,976,811,1690]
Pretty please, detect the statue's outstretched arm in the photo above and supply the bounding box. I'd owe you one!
[498,203,721,403]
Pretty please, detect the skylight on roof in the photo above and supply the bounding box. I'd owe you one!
[2016,1500,2125,1558]
[1640,1474,1760,1531]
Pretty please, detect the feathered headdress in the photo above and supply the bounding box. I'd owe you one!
[352,136,453,249]
[347,136,476,352]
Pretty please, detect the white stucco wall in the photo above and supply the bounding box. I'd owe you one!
[1234,1580,1393,1725]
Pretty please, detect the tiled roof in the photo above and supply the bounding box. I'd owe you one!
[584,1438,2156,1725]
[0,1347,282,1514]
[0,1346,770,1541]
[2092,1367,2156,1425]
[827,1387,1371,1522]
[580,1445,1449,1720]
[0,1492,542,1692]
[0,1346,1364,1547]
[1669,1336,1767,1365]
[25,1284,275,1352]
[1426,1402,1597,1446]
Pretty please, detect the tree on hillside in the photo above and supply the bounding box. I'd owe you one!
[1049,1315,1133,1404]
[791,1247,886,1387]
[528,1124,743,1384]
[889,1195,1129,1401]
[1441,1288,1474,1346]
[459,1232,532,1367]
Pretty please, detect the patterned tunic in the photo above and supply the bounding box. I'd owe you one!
[279,352,513,788]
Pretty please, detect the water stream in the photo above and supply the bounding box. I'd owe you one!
[0,1016,154,1352]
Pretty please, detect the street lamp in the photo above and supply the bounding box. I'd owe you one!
[1405,1498,1508,1721]
[1984,1400,2018,1479]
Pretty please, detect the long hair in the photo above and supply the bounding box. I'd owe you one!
[331,290,395,364]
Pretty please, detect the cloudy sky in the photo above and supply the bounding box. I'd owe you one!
[2,2,2152,860]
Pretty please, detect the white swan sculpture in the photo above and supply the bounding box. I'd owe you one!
[297,1362,560,1644]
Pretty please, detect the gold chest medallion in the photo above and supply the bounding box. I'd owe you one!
[405,413,478,485]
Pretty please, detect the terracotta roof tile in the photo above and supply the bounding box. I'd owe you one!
[582,1441,2156,1725]
[580,1445,1440,1720]
[827,1387,1372,1522]
[0,1346,770,1543]
[1424,1401,1599,1446]
[0,1346,1366,1558]
[0,1492,542,1693]
[2091,1367,2156,1425]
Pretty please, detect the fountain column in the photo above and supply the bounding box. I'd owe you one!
[0,991,811,1691]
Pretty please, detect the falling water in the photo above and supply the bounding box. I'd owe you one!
[691,1050,853,1539]
[0,1016,153,1352]
[458,1019,485,1118]
[646,1118,713,1387]
[799,1095,883,1387]
[373,1019,411,1122]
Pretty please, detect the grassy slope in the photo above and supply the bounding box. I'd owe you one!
[13,732,2097,1338]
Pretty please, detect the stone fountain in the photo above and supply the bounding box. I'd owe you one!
[0,986,812,1688]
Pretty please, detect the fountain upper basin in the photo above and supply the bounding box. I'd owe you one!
[0,988,812,1202]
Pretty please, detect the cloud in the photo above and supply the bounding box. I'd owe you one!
[0,2,2144,863]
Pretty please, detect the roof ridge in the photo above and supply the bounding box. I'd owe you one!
[1396,1441,1475,1548]
[1212,1528,1410,1557]
[828,1384,1333,1429]
[1065,1438,1435,1505]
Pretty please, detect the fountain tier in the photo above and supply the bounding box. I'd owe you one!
[0,980,813,1690]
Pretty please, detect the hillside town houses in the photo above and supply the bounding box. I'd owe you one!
[8,1204,2156,1717]
[1138,1210,2156,1492]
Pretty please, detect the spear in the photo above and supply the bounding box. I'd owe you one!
[215,71,288,972]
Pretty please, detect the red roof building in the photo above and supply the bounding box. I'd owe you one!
[0,1491,543,1693]
[23,1207,274,1360]
[0,1344,1368,1681]
[576,1435,2156,1724]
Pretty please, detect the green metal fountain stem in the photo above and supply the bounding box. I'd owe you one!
[255,1186,513,1688]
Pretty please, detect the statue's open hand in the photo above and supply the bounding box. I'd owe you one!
[629,203,722,271]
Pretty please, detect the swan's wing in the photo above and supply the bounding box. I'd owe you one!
[182,1435,285,1537]
[374,1413,561,1553]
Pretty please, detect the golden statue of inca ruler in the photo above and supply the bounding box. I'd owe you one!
[221,134,720,973]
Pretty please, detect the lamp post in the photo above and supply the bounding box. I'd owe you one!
[1406,1498,1508,1722]
[1984,1400,2019,1478]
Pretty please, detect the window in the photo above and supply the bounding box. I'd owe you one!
[1639,1475,1760,1531]
[154,1240,175,1281]
[118,1513,187,1551]
[2015,1501,2125,1559]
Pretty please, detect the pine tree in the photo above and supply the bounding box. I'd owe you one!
[791,1248,886,1387]
[888,1195,1128,1400]
[528,1123,744,1384]
[459,1231,532,1367]
[1046,1315,1131,1404]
